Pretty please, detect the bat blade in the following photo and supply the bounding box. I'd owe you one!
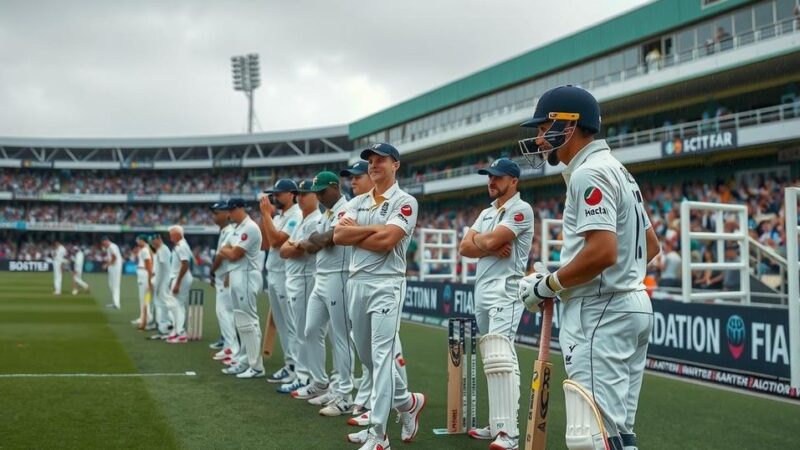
[446,320,464,434]
[524,298,554,450]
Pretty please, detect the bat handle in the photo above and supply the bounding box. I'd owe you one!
[539,298,554,362]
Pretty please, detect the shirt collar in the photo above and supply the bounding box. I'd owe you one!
[491,191,521,212]
[562,139,610,182]
[368,181,400,203]
[328,196,347,215]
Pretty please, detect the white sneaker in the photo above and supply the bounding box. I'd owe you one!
[320,395,353,416]
[348,410,371,426]
[130,318,141,326]
[267,365,295,384]
[356,430,390,450]
[221,362,248,375]
[352,405,369,416]
[346,428,369,444]
[292,382,329,400]
[488,432,518,450]
[468,425,493,440]
[71,289,78,295]
[236,367,265,379]
[213,348,232,360]
[277,377,307,394]
[308,391,337,406]
[397,392,426,442]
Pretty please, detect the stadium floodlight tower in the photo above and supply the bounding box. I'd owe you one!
[230,53,261,134]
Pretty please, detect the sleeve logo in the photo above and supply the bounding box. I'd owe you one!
[241,233,248,241]
[583,187,603,206]
[513,212,524,222]
[400,204,413,217]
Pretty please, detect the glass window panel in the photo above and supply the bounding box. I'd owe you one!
[676,28,695,58]
[580,63,594,85]
[496,91,507,107]
[594,57,609,78]
[734,8,754,32]
[696,20,715,55]
[524,81,536,100]
[754,1,775,27]
[487,94,497,110]
[608,51,624,73]
[776,0,795,18]
[623,47,639,69]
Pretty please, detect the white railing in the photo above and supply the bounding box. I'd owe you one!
[419,228,458,282]
[785,187,799,392]
[680,200,750,304]
[749,237,788,301]
[541,219,564,270]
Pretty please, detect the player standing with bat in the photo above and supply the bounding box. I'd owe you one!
[518,86,660,450]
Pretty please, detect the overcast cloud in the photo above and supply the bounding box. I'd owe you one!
[0,0,649,138]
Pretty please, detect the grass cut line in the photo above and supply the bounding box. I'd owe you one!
[0,371,198,378]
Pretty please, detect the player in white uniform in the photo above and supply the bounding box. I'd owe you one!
[164,226,193,344]
[148,234,173,340]
[101,237,122,309]
[71,245,90,295]
[209,201,239,364]
[51,240,68,295]
[259,179,302,384]
[333,143,425,450]
[458,158,533,450]
[134,235,155,330]
[217,198,265,378]
[288,171,355,415]
[277,180,322,394]
[517,86,660,450]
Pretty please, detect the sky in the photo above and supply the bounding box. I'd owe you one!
[0,0,650,138]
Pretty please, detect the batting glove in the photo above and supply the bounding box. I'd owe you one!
[518,262,563,311]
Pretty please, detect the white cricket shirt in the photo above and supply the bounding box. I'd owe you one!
[470,192,534,281]
[229,216,263,272]
[285,208,322,277]
[265,204,301,274]
[169,239,193,278]
[315,196,351,274]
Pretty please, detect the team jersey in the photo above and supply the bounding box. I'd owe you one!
[229,216,263,272]
[154,245,171,281]
[215,224,234,279]
[137,246,152,270]
[169,239,193,278]
[53,245,67,268]
[106,243,122,269]
[470,192,534,281]
[265,204,301,273]
[315,196,351,274]
[559,139,651,301]
[285,209,322,277]
[342,182,418,278]
[74,251,84,273]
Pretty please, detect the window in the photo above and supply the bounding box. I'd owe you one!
[608,51,624,80]
[734,7,754,45]
[676,28,696,60]
[776,0,798,32]
[696,20,715,55]
[754,1,776,38]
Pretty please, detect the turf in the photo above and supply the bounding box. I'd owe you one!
[0,272,798,449]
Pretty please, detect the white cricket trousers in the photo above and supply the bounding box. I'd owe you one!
[53,266,63,294]
[230,269,264,371]
[305,271,353,395]
[348,275,412,436]
[266,270,296,368]
[152,274,172,334]
[136,270,154,326]
[285,273,315,381]
[108,266,122,308]
[559,290,653,438]
[164,275,193,335]
[215,278,239,355]
[73,270,89,290]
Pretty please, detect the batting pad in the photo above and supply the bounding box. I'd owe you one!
[234,310,263,370]
[563,380,609,450]
[479,334,519,438]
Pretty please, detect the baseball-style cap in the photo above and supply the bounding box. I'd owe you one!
[136,234,148,242]
[149,233,163,243]
[360,142,400,161]
[294,180,314,194]
[310,171,340,192]
[210,201,229,211]
[264,179,299,194]
[477,158,521,178]
[227,198,247,209]
[340,161,368,177]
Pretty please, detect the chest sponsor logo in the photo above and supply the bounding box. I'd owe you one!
[513,212,524,222]
[400,204,413,217]
[583,187,603,206]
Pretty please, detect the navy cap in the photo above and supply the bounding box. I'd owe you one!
[294,180,314,194]
[360,142,400,162]
[210,201,229,211]
[264,179,298,194]
[340,161,369,177]
[227,198,247,209]
[477,158,521,178]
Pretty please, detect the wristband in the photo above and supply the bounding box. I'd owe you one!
[546,271,564,293]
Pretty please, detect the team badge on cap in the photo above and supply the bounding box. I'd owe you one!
[584,187,603,206]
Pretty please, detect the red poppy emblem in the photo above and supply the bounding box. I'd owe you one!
[514,212,524,222]
[241,233,248,241]
[400,204,413,217]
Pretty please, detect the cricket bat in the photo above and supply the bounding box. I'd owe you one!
[446,320,465,433]
[524,298,554,450]
[139,290,152,331]
[262,310,277,356]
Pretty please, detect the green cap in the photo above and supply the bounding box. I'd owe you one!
[136,234,148,242]
[310,171,340,192]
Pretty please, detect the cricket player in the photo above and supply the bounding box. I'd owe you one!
[259,179,302,384]
[71,245,90,295]
[209,200,239,364]
[164,225,193,343]
[277,180,322,394]
[51,240,68,295]
[517,86,660,450]
[101,236,122,309]
[333,143,425,449]
[134,235,155,330]
[289,171,355,415]
[458,157,533,450]
[149,234,173,340]
[217,198,265,378]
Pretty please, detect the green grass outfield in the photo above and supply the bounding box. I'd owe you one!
[0,272,798,449]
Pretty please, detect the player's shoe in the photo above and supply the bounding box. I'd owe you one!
[346,428,369,444]
[397,392,426,442]
[352,404,369,416]
[166,334,187,344]
[277,377,307,394]
[356,430,390,450]
[208,337,225,350]
[468,425,493,440]
[105,303,119,309]
[348,410,371,426]
[292,382,329,400]
[143,323,157,331]
[130,318,140,326]
[267,365,295,384]
[221,361,248,375]
[236,367,265,379]
[53,291,61,295]
[148,333,168,340]
[213,348,232,360]
[320,395,353,417]
[308,391,337,406]
[71,289,78,295]
[488,432,518,450]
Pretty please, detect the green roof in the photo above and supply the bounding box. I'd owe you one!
[349,0,754,139]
